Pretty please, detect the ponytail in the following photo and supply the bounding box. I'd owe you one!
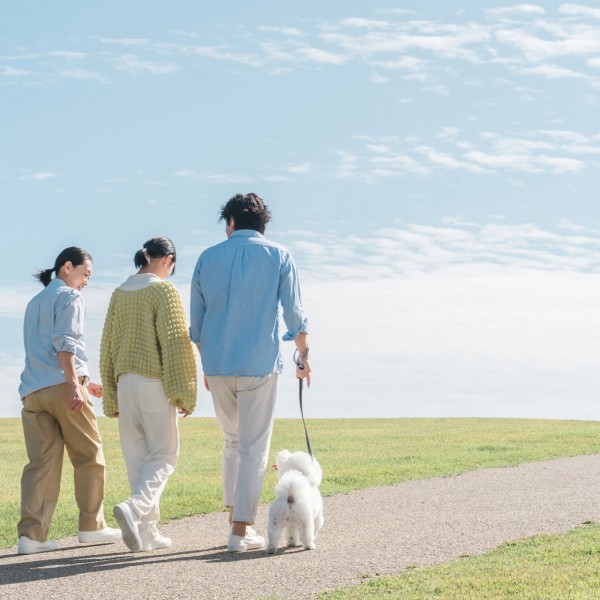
[35,268,55,287]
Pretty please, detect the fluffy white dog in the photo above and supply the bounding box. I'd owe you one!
[266,450,324,554]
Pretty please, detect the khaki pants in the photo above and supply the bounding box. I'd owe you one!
[18,379,107,542]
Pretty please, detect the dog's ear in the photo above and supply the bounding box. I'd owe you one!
[275,449,292,473]
[307,457,323,487]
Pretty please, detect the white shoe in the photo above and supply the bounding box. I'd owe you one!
[18,536,58,555]
[113,502,142,552]
[140,524,172,551]
[78,526,122,544]
[227,528,265,552]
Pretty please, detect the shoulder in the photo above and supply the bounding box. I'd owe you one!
[151,281,184,303]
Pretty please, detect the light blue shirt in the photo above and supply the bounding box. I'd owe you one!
[19,277,89,399]
[190,230,308,376]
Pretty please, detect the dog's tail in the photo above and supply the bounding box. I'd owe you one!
[278,472,310,507]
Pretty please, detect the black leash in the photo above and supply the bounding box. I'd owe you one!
[295,347,312,458]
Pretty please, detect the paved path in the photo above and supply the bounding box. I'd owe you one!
[2,454,600,599]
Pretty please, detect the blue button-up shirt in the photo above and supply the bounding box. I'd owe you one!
[190,230,308,376]
[19,277,89,399]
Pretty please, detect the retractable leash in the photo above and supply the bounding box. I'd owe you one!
[294,346,313,458]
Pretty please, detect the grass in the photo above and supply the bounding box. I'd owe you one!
[1,417,600,549]
[318,523,600,599]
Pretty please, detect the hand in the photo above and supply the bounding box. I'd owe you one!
[69,383,85,412]
[203,374,210,391]
[296,357,311,387]
[179,408,191,418]
[87,382,103,398]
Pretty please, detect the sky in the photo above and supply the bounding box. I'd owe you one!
[2,1,600,421]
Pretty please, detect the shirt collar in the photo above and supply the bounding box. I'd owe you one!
[229,229,264,239]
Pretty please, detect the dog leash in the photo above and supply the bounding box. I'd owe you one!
[295,346,313,458]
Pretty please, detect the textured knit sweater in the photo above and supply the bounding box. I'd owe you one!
[100,276,197,417]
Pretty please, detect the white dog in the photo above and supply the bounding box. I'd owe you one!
[266,450,324,554]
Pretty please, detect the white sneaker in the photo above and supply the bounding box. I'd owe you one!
[18,536,58,555]
[227,528,265,552]
[78,527,122,544]
[140,524,172,551]
[113,502,142,552]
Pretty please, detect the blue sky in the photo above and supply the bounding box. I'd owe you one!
[2,2,600,420]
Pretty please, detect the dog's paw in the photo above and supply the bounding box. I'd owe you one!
[266,545,277,554]
[287,537,302,547]
[305,543,316,550]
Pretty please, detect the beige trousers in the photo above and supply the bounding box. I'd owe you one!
[208,374,278,524]
[18,379,107,542]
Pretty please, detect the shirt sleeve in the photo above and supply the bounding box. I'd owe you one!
[157,284,198,413]
[278,252,309,341]
[99,293,119,418]
[189,256,206,344]
[51,292,85,354]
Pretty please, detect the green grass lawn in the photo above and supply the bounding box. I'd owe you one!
[1,417,599,549]
[319,522,600,600]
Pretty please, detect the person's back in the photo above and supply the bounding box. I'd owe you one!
[193,230,303,376]
[190,192,311,553]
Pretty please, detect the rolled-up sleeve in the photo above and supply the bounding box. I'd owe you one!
[51,294,84,354]
[279,253,308,341]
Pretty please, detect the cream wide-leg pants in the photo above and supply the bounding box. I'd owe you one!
[117,374,179,533]
[207,374,278,525]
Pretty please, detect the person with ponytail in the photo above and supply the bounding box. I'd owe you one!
[17,247,122,554]
[100,236,197,552]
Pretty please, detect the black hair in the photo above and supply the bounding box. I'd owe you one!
[35,246,92,287]
[134,236,177,274]
[219,192,272,234]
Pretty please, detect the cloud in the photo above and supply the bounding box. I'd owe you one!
[257,26,305,37]
[19,171,58,181]
[485,4,547,18]
[99,37,150,46]
[58,68,112,84]
[114,54,179,75]
[3,222,600,420]
[559,4,600,19]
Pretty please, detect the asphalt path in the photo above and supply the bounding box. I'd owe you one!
[1,454,599,599]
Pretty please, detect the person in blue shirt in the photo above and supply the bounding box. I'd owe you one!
[17,247,121,554]
[190,193,311,552]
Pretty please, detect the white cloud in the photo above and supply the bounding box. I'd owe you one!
[114,54,179,75]
[2,66,28,76]
[485,5,547,18]
[559,4,600,19]
[283,163,313,174]
[371,73,389,84]
[19,171,58,182]
[295,47,348,65]
[58,68,112,84]
[99,37,150,46]
[258,26,305,37]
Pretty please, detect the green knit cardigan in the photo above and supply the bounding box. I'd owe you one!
[100,281,197,417]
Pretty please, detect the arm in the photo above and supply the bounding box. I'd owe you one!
[157,284,198,415]
[294,332,311,387]
[278,253,311,384]
[57,351,85,412]
[99,294,119,417]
